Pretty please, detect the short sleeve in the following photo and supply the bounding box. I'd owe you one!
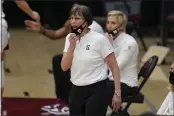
[116,40,138,70]
[1,24,8,53]
[100,37,114,58]
[89,21,104,35]
[63,33,73,52]
[122,41,137,51]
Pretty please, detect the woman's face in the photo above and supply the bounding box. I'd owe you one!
[106,15,119,31]
[70,14,85,29]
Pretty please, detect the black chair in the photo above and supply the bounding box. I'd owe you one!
[93,0,147,51]
[111,55,159,116]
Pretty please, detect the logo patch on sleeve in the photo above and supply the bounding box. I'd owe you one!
[86,45,90,50]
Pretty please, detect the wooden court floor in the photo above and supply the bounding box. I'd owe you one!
[3,28,174,115]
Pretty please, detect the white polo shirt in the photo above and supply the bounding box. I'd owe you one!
[0,0,5,18]
[64,30,114,86]
[0,18,8,53]
[108,32,139,87]
[1,0,8,53]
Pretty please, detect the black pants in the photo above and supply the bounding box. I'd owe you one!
[52,54,71,104]
[52,54,138,108]
[69,80,109,116]
[107,80,138,107]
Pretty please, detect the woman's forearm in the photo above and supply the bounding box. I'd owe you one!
[107,53,121,94]
[112,67,121,93]
[61,47,74,71]
[15,1,33,18]
[40,25,69,40]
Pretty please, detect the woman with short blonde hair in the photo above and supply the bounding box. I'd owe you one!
[107,10,128,32]
[105,10,139,111]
